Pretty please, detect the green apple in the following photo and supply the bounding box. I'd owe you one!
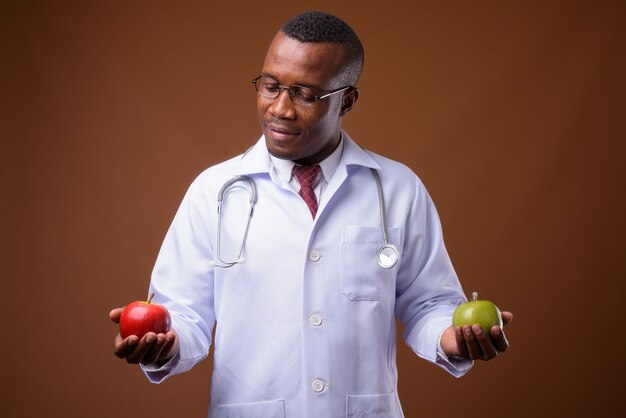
[452,292,503,335]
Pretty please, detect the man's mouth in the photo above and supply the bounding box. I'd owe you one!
[266,123,300,139]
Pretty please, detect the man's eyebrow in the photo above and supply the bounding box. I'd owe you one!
[261,72,279,81]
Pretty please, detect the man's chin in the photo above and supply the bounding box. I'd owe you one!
[267,147,296,161]
[265,137,298,160]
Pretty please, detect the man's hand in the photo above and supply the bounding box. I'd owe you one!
[109,307,179,366]
[440,311,513,361]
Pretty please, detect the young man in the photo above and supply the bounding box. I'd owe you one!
[111,11,511,418]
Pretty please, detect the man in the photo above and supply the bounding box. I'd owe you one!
[111,11,512,417]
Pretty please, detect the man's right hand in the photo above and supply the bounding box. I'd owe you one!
[109,307,179,366]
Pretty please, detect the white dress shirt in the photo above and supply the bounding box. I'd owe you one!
[269,133,344,207]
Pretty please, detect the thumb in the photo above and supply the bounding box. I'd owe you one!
[109,307,125,324]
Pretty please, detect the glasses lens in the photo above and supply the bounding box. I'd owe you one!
[290,86,317,106]
[254,77,280,98]
[253,77,318,106]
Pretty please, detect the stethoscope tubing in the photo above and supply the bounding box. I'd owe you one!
[214,175,257,267]
[213,168,399,269]
[371,169,400,269]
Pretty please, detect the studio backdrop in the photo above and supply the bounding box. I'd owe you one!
[2,1,624,417]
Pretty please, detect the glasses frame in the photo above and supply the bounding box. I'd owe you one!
[252,75,353,106]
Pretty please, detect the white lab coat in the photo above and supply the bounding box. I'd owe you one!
[142,132,470,418]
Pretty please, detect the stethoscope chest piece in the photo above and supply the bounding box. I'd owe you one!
[377,244,399,269]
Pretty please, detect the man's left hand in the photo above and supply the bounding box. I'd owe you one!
[440,311,513,361]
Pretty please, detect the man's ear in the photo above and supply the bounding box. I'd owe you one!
[339,87,359,116]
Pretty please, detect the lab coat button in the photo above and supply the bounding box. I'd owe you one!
[310,314,323,326]
[312,379,325,393]
[309,250,321,262]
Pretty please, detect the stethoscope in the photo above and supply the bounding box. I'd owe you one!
[211,168,400,269]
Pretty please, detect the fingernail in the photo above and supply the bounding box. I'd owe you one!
[493,327,501,336]
[146,335,155,343]
[464,327,472,336]
[474,327,482,335]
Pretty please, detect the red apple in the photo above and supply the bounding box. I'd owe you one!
[119,293,172,339]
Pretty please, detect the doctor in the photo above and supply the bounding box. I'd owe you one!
[110,11,512,418]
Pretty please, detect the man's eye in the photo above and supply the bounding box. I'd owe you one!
[294,89,316,102]
[263,84,280,92]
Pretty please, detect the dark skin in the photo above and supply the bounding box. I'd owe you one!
[258,31,359,165]
[111,30,512,365]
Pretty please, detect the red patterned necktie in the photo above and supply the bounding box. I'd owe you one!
[292,164,321,218]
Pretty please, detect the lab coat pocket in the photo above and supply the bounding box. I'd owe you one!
[347,392,396,417]
[217,399,285,418]
[341,225,401,301]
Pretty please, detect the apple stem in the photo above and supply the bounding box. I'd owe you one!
[472,291,478,302]
[147,292,155,304]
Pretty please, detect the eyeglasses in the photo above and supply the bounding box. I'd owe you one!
[252,76,352,107]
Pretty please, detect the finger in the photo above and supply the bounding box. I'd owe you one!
[140,334,167,365]
[162,331,178,355]
[473,325,498,360]
[125,333,158,364]
[454,327,469,358]
[462,325,484,360]
[138,330,179,366]
[491,326,510,353]
[109,307,125,324]
[154,331,179,364]
[114,335,139,359]
[501,311,513,326]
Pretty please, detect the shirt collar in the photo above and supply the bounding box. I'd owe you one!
[269,133,344,184]
[234,130,380,176]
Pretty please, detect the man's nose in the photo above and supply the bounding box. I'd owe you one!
[269,88,296,119]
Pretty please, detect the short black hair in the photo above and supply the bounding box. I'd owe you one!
[281,11,364,86]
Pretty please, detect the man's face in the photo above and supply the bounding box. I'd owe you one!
[257,32,355,165]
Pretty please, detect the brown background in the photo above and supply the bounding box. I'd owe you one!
[2,1,625,417]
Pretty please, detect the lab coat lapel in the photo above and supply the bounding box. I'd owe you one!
[233,137,271,176]
[316,132,381,216]
[234,137,294,191]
